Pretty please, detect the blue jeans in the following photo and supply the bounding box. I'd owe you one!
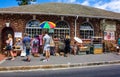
[26,49,30,56]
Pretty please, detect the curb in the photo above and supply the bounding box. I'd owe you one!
[0,60,120,72]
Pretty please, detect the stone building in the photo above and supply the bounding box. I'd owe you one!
[0,3,120,52]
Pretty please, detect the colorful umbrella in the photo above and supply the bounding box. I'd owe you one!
[40,21,56,29]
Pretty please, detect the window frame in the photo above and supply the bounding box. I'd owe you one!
[80,22,94,39]
[25,20,41,37]
[54,21,70,39]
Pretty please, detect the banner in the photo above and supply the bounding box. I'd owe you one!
[14,32,22,38]
[104,31,115,40]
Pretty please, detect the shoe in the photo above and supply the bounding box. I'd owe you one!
[27,59,31,62]
[11,58,15,61]
[25,58,31,62]
[43,59,48,62]
[24,58,28,61]
[117,53,120,55]
[64,54,68,57]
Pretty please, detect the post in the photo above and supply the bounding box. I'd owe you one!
[75,16,78,37]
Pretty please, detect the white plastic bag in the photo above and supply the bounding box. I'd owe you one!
[20,48,26,57]
[116,46,119,49]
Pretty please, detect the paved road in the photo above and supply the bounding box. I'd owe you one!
[0,64,120,77]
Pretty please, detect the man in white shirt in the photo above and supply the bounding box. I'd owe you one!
[43,31,51,62]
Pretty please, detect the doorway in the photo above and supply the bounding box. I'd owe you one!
[1,27,14,52]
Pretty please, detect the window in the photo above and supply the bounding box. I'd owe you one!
[55,21,70,39]
[80,22,94,39]
[25,20,70,38]
[25,20,41,37]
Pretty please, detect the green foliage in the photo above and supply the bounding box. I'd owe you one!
[16,0,36,6]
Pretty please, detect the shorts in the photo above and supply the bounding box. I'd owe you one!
[26,49,30,56]
[6,45,12,51]
[43,45,50,51]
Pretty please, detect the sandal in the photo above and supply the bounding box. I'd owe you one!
[11,58,15,61]
[27,59,31,62]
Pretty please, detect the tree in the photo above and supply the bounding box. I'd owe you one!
[16,0,36,6]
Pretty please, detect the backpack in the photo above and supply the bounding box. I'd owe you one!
[33,39,39,47]
[25,41,30,49]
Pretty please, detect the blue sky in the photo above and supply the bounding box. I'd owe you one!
[0,0,120,13]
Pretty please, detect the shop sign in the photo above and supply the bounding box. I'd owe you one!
[14,32,22,38]
[105,21,116,31]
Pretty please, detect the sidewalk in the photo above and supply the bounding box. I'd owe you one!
[0,54,6,61]
[0,53,120,71]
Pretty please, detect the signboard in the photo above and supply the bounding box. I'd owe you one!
[105,21,116,31]
[104,31,115,40]
[100,20,116,31]
[14,32,22,38]
[105,24,116,31]
[94,44,102,48]
[94,44,103,54]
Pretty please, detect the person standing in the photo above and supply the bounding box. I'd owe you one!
[59,39,65,56]
[49,36,55,55]
[22,33,31,62]
[43,31,51,62]
[73,41,78,55]
[31,35,39,57]
[39,34,43,54]
[6,34,15,60]
[64,35,71,57]
[117,35,120,55]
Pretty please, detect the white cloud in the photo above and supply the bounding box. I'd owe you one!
[81,0,90,6]
[31,2,37,4]
[57,0,77,3]
[93,0,120,13]
[56,0,120,13]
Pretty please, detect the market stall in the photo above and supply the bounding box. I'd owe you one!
[92,36,103,54]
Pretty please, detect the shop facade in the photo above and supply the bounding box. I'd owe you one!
[0,3,120,53]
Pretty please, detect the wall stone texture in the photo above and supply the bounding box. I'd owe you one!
[0,14,119,52]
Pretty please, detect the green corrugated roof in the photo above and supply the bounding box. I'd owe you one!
[0,3,120,19]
